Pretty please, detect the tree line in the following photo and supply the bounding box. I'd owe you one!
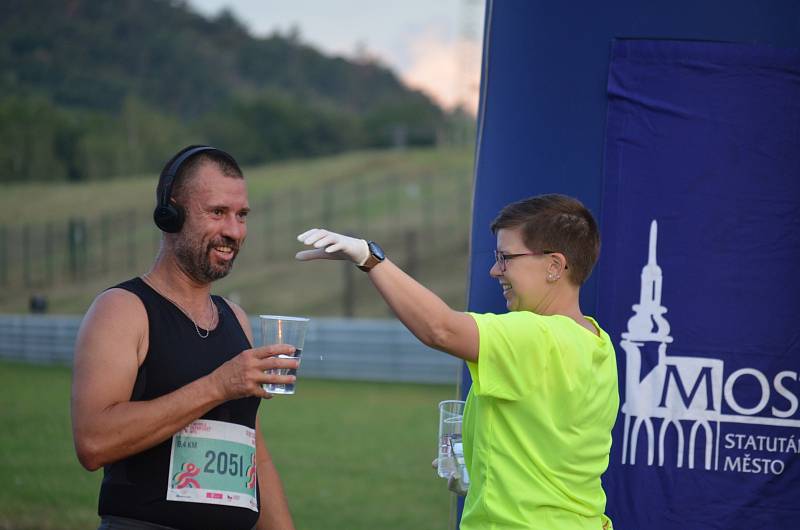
[0,0,460,182]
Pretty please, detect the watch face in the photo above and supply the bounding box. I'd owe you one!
[368,241,385,260]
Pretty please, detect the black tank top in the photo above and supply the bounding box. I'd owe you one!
[98,278,260,530]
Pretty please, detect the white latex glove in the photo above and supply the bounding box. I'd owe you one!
[432,458,469,497]
[296,228,370,266]
[448,472,469,497]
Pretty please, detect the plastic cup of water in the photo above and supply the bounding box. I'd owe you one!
[437,399,466,478]
[260,315,308,396]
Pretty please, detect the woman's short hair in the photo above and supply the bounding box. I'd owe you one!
[491,194,600,286]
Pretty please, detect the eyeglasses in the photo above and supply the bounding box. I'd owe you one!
[493,249,565,272]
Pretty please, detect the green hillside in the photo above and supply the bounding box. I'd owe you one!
[0,0,456,182]
[1,147,478,317]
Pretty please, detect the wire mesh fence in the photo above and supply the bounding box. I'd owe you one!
[1,169,474,316]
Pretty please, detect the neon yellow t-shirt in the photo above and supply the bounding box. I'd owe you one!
[461,312,619,530]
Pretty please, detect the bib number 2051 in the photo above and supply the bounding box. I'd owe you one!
[204,450,247,477]
[167,419,258,512]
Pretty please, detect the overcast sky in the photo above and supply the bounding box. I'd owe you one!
[186,0,485,112]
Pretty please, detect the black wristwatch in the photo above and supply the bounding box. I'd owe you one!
[358,241,386,272]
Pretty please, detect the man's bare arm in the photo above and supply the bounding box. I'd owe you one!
[71,289,297,471]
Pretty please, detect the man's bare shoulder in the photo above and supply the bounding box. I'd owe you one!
[86,287,147,324]
[77,286,149,361]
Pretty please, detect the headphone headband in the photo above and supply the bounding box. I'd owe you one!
[158,145,218,208]
[154,145,220,233]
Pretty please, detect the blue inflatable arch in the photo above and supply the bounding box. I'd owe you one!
[464,1,800,528]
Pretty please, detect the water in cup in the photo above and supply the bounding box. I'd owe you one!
[260,315,308,396]
[438,432,461,477]
[264,349,302,395]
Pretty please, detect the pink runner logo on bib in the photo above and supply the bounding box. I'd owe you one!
[173,462,201,489]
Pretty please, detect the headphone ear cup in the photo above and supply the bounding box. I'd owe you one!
[153,203,185,233]
[155,144,215,233]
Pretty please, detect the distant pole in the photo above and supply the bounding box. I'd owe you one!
[422,176,434,246]
[322,181,335,228]
[291,189,302,238]
[0,226,7,286]
[45,221,54,286]
[383,173,396,239]
[101,214,110,274]
[23,224,32,287]
[342,261,355,317]
[263,197,273,260]
[68,218,88,281]
[460,172,471,237]
[405,230,418,279]
[127,211,137,272]
[357,175,367,233]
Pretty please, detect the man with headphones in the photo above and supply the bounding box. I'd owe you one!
[71,146,297,530]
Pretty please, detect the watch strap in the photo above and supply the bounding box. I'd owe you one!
[357,240,385,272]
[358,253,381,272]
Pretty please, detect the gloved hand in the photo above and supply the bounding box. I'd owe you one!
[432,458,469,497]
[296,228,369,266]
[448,471,469,497]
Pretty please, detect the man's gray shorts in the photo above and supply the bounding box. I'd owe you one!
[98,515,256,530]
[98,516,179,530]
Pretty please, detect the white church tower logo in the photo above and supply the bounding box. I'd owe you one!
[619,220,799,475]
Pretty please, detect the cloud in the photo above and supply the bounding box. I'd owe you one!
[401,30,481,114]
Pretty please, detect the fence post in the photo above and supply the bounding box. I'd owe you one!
[291,189,302,238]
[342,261,355,318]
[263,197,273,260]
[23,224,32,287]
[45,222,54,286]
[322,182,335,228]
[405,229,418,279]
[68,218,88,281]
[127,210,137,272]
[422,175,434,245]
[357,175,367,233]
[0,225,6,286]
[101,214,110,274]
[460,171,472,253]
[384,174,398,240]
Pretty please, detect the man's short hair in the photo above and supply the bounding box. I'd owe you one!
[490,194,600,285]
[156,146,244,205]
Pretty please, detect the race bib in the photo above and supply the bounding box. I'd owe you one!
[166,419,258,512]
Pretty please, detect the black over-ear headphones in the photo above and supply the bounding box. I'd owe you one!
[153,145,219,233]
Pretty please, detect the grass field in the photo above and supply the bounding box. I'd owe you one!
[0,361,459,530]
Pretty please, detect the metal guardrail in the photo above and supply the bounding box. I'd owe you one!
[0,315,461,385]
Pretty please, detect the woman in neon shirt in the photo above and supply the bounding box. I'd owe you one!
[296,194,618,530]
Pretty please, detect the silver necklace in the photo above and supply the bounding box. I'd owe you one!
[142,275,217,339]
